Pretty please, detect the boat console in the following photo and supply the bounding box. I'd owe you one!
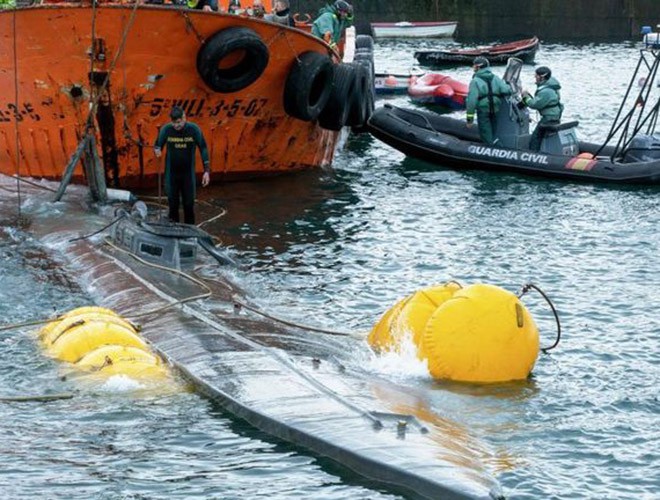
[495,58,579,155]
[538,121,580,156]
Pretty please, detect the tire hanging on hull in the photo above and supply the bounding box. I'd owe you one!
[283,51,334,122]
[347,63,371,128]
[318,63,358,131]
[197,27,269,93]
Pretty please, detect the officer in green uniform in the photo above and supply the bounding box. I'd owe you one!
[186,0,218,11]
[154,106,210,225]
[523,66,564,151]
[465,56,512,145]
[311,0,353,49]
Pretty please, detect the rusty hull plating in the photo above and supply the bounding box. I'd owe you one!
[0,5,338,188]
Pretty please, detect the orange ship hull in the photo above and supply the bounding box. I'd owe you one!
[0,6,342,188]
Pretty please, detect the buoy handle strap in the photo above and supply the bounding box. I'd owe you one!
[50,319,86,344]
[518,282,561,353]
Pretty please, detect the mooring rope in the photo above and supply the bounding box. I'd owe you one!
[196,206,227,228]
[0,316,59,333]
[84,0,142,128]
[90,0,98,108]
[11,175,57,193]
[104,232,363,339]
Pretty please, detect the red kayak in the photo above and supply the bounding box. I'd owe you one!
[407,73,468,109]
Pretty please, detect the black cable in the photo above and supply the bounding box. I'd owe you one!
[518,282,561,353]
[232,296,361,338]
[68,213,126,243]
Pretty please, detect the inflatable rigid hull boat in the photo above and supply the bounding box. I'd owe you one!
[368,105,660,184]
[12,181,504,500]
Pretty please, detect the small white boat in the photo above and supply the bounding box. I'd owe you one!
[371,21,457,39]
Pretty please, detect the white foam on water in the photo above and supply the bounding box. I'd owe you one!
[365,330,431,381]
[98,374,145,393]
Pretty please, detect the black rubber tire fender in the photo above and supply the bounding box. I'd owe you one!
[355,34,374,51]
[351,87,374,134]
[353,52,375,79]
[318,63,357,131]
[346,63,370,128]
[283,51,334,121]
[355,46,373,54]
[355,57,375,86]
[197,27,269,93]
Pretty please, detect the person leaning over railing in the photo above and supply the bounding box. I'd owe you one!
[311,0,352,49]
[319,0,353,34]
[227,0,240,13]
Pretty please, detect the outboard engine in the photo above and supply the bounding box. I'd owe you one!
[494,58,530,149]
[622,134,660,162]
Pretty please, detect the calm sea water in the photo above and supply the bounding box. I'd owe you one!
[1,41,659,499]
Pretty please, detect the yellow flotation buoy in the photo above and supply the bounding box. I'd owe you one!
[39,306,121,341]
[368,297,407,351]
[48,322,147,363]
[40,312,138,346]
[76,345,167,380]
[368,283,540,383]
[38,307,168,381]
[368,282,462,351]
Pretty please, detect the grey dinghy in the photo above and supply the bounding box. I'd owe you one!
[18,190,504,500]
[367,105,660,185]
[369,49,660,185]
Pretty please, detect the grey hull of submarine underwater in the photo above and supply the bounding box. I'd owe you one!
[28,209,505,500]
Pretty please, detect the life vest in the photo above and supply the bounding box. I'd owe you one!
[475,74,507,116]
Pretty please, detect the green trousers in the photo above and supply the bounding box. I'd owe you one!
[477,110,497,145]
